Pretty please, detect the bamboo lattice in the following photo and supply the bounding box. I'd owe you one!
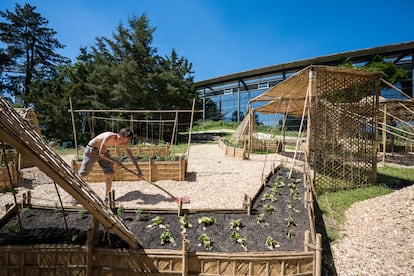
[309,69,379,191]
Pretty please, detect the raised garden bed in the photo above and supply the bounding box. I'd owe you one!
[71,155,187,182]
[108,144,170,157]
[0,166,321,275]
[218,139,247,160]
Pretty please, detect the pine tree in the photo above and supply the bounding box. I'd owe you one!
[0,3,66,105]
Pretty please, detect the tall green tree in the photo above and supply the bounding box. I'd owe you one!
[0,3,66,106]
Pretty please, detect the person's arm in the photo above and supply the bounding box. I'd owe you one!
[125,146,143,178]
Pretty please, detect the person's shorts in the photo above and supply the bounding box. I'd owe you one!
[78,146,114,176]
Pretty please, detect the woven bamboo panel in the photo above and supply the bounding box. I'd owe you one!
[71,157,187,182]
[218,140,247,160]
[0,234,321,275]
[108,145,170,157]
[0,161,20,188]
[250,140,282,153]
[310,69,378,191]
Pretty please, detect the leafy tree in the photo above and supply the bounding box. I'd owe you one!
[0,3,67,106]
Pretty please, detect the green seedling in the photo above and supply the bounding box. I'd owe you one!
[160,229,176,246]
[257,213,265,224]
[286,228,294,239]
[147,215,166,229]
[198,216,216,230]
[117,204,125,217]
[265,236,281,250]
[198,233,213,251]
[285,216,296,227]
[264,204,276,214]
[178,214,193,229]
[287,202,300,213]
[230,231,247,252]
[287,183,297,189]
[261,192,276,202]
[230,219,243,230]
[135,209,143,221]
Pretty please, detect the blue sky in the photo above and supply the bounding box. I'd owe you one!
[1,0,413,81]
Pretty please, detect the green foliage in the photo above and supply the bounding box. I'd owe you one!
[0,3,66,105]
[198,233,213,251]
[265,236,281,250]
[177,214,193,229]
[160,229,176,246]
[135,209,143,221]
[198,216,216,226]
[229,219,243,230]
[230,231,247,251]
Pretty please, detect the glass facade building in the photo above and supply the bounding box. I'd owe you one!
[196,41,414,126]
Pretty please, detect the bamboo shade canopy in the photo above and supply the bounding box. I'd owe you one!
[252,65,381,117]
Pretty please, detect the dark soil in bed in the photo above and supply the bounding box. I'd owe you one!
[0,167,310,253]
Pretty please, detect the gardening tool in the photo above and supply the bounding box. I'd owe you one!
[122,166,190,204]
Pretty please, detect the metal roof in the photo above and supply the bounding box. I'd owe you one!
[195,41,414,89]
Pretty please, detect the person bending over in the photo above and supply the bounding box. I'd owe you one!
[72,128,143,204]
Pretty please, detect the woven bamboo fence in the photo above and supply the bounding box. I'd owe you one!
[108,144,170,157]
[0,161,21,189]
[0,230,321,275]
[308,69,380,191]
[217,139,247,160]
[71,155,187,182]
[249,139,283,153]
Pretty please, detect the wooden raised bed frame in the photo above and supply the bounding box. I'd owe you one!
[0,231,321,275]
[71,155,187,182]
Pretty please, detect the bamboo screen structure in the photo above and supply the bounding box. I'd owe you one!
[253,66,381,191]
[308,68,380,191]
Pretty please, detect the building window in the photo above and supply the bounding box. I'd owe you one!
[224,88,233,94]
[258,82,269,89]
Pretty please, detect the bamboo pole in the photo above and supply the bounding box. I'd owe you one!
[289,71,312,178]
[69,99,79,161]
[171,111,178,146]
[382,104,387,165]
[315,233,322,276]
[186,98,196,157]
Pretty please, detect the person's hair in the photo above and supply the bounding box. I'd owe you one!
[119,128,134,138]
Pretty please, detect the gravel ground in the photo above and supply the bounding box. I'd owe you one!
[331,184,414,275]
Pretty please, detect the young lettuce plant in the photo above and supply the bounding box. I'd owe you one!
[198,233,213,251]
[198,216,216,230]
[261,192,276,202]
[230,219,243,230]
[178,214,193,233]
[160,229,176,246]
[147,215,167,229]
[265,236,281,250]
[230,231,247,252]
[264,204,276,214]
